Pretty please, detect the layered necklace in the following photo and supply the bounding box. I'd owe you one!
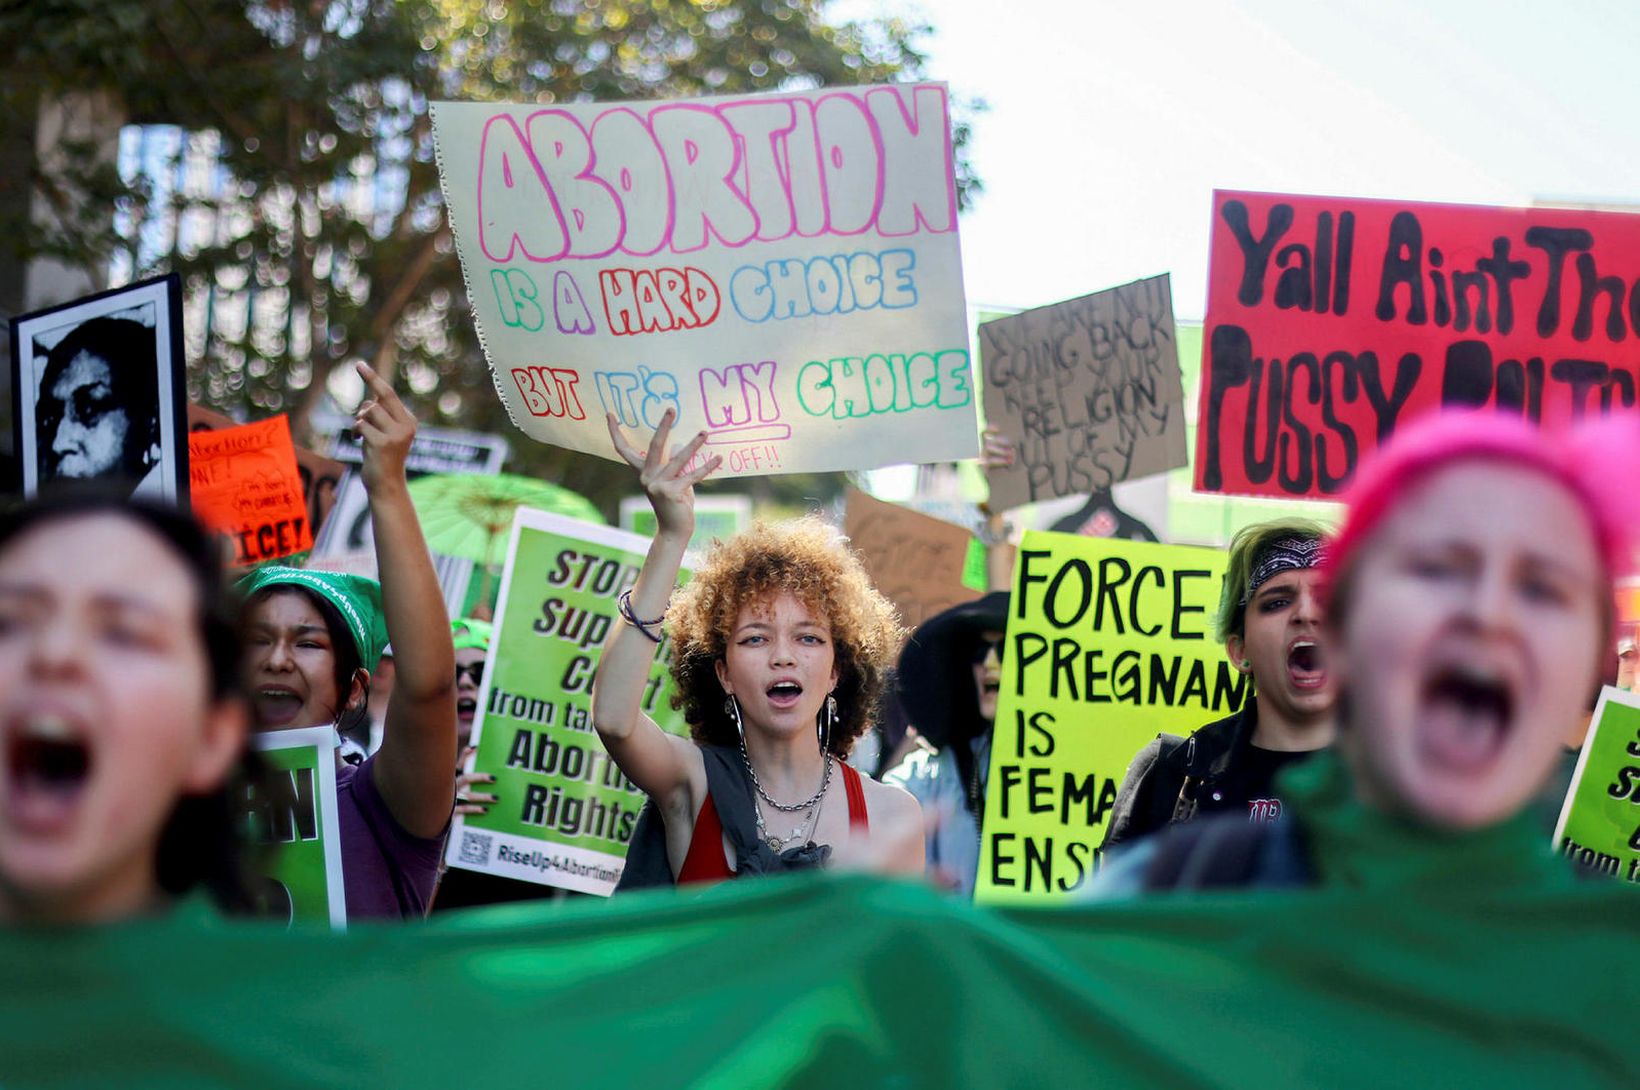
[742,741,834,853]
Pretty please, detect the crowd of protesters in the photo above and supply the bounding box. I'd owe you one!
[1,366,1632,929]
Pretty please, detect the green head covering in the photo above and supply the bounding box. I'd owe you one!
[238,566,389,671]
[451,618,493,653]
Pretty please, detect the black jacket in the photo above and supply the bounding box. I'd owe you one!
[1101,701,1260,851]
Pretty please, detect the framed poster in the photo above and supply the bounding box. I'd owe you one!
[9,274,188,502]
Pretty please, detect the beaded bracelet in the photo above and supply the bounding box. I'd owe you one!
[617,588,666,644]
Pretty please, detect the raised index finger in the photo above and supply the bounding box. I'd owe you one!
[355,362,408,419]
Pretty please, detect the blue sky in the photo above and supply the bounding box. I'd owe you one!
[848,0,1640,318]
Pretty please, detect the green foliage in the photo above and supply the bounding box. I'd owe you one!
[2,0,981,515]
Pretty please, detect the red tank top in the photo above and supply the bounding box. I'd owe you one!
[677,761,870,885]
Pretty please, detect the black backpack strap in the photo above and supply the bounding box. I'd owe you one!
[612,798,674,893]
[615,747,759,892]
[698,746,833,877]
[699,746,765,863]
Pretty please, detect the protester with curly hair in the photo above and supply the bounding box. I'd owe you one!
[594,410,923,888]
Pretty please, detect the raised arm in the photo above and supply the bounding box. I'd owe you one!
[354,362,457,839]
[591,409,719,812]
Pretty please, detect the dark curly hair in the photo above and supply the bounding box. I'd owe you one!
[665,517,903,758]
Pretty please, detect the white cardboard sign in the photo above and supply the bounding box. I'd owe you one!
[433,82,977,476]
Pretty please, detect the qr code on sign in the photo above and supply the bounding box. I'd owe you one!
[457,831,492,866]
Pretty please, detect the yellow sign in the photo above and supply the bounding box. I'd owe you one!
[974,531,1245,905]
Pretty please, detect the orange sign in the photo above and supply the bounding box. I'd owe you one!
[189,404,343,541]
[189,416,313,565]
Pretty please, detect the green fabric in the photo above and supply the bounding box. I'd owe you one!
[450,617,492,652]
[238,567,389,670]
[0,871,1633,1087]
[1280,750,1573,892]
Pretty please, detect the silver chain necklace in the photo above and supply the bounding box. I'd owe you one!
[754,792,824,852]
[741,738,833,813]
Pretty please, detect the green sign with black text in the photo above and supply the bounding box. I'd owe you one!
[445,509,688,895]
[1554,686,1640,885]
[248,726,346,928]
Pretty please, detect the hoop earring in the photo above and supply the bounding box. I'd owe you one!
[725,694,744,744]
[818,693,837,753]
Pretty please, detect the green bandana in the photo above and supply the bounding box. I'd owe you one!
[1278,749,1573,892]
[451,617,492,652]
[238,566,389,671]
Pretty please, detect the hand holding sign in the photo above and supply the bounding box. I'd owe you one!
[606,408,722,541]
[980,424,1017,471]
[455,747,498,817]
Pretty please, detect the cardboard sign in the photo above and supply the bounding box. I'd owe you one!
[843,487,981,629]
[1197,190,1640,499]
[188,404,344,543]
[1553,686,1640,885]
[247,726,346,928]
[431,83,977,477]
[973,532,1244,905]
[445,510,688,895]
[188,416,313,565]
[980,274,1187,510]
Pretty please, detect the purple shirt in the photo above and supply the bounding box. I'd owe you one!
[337,754,447,921]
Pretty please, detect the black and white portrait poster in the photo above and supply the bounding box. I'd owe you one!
[9,274,187,502]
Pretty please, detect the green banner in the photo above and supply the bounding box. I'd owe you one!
[976,531,1242,905]
[4,875,1636,1087]
[445,509,688,895]
[1554,686,1640,884]
[247,726,346,927]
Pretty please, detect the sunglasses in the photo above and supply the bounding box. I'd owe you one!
[455,662,485,685]
[969,636,1005,666]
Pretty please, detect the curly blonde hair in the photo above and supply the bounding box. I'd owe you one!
[665,516,903,756]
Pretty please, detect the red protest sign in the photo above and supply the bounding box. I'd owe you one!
[1196,190,1640,499]
[189,416,313,565]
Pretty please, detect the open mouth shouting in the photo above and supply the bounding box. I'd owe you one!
[253,686,306,729]
[1287,639,1327,690]
[4,713,93,835]
[457,697,478,725]
[765,678,804,711]
[1417,662,1516,774]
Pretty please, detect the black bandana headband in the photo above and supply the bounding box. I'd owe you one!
[1242,537,1326,605]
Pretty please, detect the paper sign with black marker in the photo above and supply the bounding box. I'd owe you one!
[974,532,1244,905]
[980,274,1187,511]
